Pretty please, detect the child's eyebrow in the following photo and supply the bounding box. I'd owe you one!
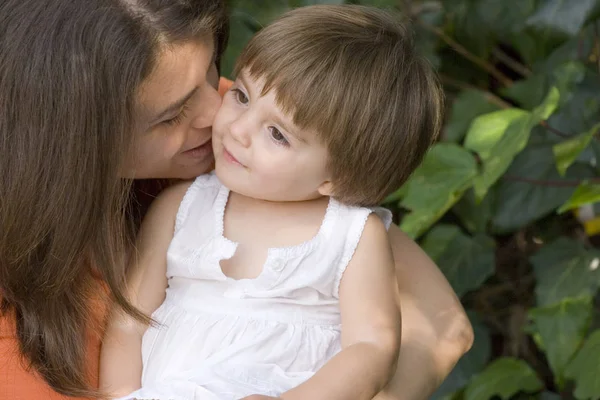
[238,73,252,97]
[272,113,306,144]
[238,70,307,144]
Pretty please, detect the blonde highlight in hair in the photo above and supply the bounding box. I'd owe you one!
[235,5,443,206]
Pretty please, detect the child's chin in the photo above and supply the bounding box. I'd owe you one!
[214,164,242,189]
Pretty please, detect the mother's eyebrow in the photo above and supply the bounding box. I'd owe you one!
[149,87,199,125]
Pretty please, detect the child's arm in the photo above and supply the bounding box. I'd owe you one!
[374,226,474,400]
[281,214,401,400]
[99,182,191,398]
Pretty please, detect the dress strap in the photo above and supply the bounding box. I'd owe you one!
[331,205,393,297]
[174,173,220,233]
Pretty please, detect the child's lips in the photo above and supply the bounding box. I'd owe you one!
[223,147,245,167]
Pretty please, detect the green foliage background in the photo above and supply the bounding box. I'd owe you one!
[223,1,600,399]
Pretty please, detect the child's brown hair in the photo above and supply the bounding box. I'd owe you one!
[235,5,443,206]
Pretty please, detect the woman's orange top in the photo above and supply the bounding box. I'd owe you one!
[0,288,108,400]
[0,77,234,400]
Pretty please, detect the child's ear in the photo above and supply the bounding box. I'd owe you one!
[317,181,334,197]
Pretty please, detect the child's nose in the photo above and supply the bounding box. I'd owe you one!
[229,113,252,148]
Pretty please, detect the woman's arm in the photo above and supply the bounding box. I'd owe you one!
[280,215,401,400]
[99,182,191,398]
[374,225,474,400]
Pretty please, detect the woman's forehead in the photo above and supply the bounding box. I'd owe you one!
[137,40,215,124]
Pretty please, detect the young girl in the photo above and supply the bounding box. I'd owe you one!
[100,5,442,400]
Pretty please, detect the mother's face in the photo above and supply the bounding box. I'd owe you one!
[124,39,221,179]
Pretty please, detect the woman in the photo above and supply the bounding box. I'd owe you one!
[0,1,473,399]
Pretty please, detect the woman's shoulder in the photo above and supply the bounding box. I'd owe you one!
[0,280,107,400]
[0,321,99,400]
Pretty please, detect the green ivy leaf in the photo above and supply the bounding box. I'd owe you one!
[546,71,600,137]
[292,0,345,5]
[511,31,552,66]
[431,312,491,399]
[221,11,258,78]
[501,74,549,110]
[476,0,536,37]
[564,330,600,400]
[540,392,562,400]
[444,90,501,143]
[592,141,600,175]
[543,27,598,72]
[353,0,398,6]
[414,3,444,68]
[491,145,590,233]
[400,143,478,238]
[553,123,600,176]
[230,0,289,27]
[530,237,600,307]
[464,358,543,400]
[453,188,494,233]
[528,297,593,386]
[421,224,462,261]
[558,182,600,214]
[223,0,296,77]
[552,61,587,104]
[464,109,529,160]
[442,0,494,57]
[474,87,560,201]
[422,225,495,297]
[500,61,583,116]
[526,0,599,39]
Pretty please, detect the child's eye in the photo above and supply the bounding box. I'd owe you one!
[269,127,289,147]
[232,88,249,105]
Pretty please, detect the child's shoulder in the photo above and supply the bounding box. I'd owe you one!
[362,212,390,241]
[368,206,393,231]
[332,203,392,265]
[338,202,393,232]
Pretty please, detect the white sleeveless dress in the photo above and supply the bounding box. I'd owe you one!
[120,173,391,400]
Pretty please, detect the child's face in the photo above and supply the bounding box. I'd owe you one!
[212,70,332,202]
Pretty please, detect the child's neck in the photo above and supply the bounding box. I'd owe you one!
[219,189,331,280]
[222,189,330,248]
[228,189,328,212]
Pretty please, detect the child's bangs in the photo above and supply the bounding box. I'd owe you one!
[233,29,338,136]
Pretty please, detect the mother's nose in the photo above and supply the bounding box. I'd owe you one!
[191,84,221,129]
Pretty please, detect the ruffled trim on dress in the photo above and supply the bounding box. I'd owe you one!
[213,186,342,292]
[175,173,219,233]
[332,208,373,298]
[332,206,393,297]
[370,206,393,230]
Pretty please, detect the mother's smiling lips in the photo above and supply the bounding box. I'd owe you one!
[183,138,213,159]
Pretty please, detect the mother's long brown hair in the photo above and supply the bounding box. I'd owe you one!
[0,0,227,397]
